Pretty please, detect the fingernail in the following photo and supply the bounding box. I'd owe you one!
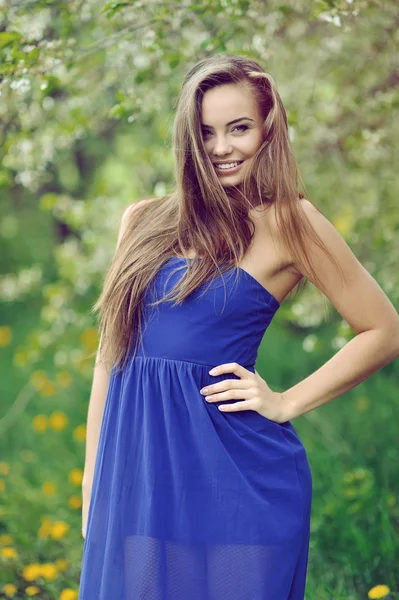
[209,368,218,375]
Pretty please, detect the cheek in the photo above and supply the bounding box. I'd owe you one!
[241,133,263,155]
[249,132,264,152]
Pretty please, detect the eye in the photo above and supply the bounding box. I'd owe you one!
[201,124,249,138]
[232,124,248,133]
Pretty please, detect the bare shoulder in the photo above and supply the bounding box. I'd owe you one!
[116,197,158,250]
[121,197,158,225]
[267,198,317,270]
[260,202,296,271]
[288,197,343,278]
[298,197,322,219]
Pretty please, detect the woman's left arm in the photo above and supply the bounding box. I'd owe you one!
[282,200,399,421]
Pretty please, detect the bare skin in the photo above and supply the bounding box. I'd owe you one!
[184,204,302,306]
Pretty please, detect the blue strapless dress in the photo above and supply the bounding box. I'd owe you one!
[78,256,312,600]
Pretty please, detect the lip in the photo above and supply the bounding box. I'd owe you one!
[214,160,244,175]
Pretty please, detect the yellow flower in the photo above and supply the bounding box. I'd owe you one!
[55,558,68,571]
[3,583,17,597]
[39,562,57,580]
[50,521,69,540]
[0,462,10,475]
[68,495,82,509]
[69,468,83,486]
[42,481,56,496]
[0,546,17,558]
[387,493,396,507]
[38,526,50,538]
[60,589,78,600]
[40,380,57,397]
[56,370,73,388]
[25,585,40,596]
[73,424,86,442]
[22,563,42,581]
[14,347,28,367]
[0,326,12,347]
[49,411,68,431]
[38,524,52,539]
[32,415,48,432]
[80,328,98,352]
[0,534,13,545]
[41,515,52,525]
[0,479,5,492]
[38,516,53,539]
[368,584,390,599]
[30,371,48,391]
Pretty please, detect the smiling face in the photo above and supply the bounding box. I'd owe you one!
[201,83,264,186]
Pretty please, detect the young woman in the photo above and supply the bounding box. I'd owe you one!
[78,55,399,599]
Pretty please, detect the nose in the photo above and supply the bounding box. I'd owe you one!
[211,135,233,157]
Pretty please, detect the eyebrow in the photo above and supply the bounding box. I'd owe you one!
[201,117,255,129]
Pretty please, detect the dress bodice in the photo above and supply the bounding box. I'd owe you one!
[133,257,280,369]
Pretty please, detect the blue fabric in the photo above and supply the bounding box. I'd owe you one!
[79,257,312,599]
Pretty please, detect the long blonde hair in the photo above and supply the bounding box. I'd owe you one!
[92,54,345,374]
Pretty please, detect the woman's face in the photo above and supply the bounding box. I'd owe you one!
[201,83,264,186]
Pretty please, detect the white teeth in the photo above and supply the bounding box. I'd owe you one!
[216,161,242,169]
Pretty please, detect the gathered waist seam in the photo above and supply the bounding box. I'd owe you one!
[129,354,255,370]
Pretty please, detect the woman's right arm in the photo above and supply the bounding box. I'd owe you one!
[81,199,153,539]
[81,334,110,539]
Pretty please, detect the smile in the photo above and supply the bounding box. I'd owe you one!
[214,161,244,175]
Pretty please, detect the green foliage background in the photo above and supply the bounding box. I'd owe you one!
[0,0,398,598]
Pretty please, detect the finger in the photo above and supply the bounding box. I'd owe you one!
[201,378,250,395]
[205,388,255,403]
[209,362,249,377]
[218,400,256,412]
